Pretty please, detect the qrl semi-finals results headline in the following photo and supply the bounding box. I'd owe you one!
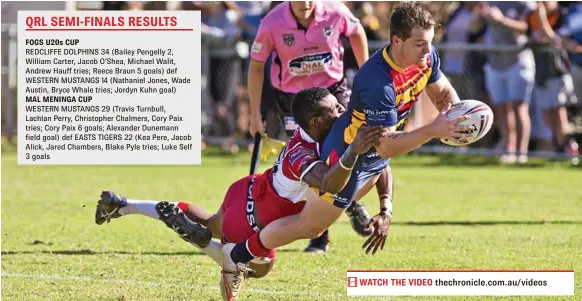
[18,10,202,165]
[24,16,179,29]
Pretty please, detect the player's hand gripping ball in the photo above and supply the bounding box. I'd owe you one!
[439,99,494,146]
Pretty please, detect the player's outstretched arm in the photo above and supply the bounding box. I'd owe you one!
[374,113,472,160]
[361,83,470,160]
[302,125,385,194]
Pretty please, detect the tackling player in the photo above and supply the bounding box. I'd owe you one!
[218,2,474,297]
[248,0,373,247]
[94,88,388,300]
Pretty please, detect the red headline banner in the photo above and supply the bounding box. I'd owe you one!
[25,16,179,29]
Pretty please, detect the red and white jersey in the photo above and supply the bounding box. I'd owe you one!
[270,128,322,203]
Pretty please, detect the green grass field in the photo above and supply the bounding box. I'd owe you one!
[2,149,581,301]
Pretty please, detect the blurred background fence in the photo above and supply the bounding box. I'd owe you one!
[2,1,581,164]
[196,37,582,161]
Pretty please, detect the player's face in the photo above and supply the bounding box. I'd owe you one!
[313,94,342,135]
[290,1,315,20]
[400,26,434,66]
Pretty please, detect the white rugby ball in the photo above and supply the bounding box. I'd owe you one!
[439,99,494,146]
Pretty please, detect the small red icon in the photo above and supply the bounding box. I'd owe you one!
[347,277,358,287]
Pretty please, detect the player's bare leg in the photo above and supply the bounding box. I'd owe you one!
[183,204,223,239]
[306,203,373,253]
[305,174,380,253]
[94,191,222,264]
[154,201,223,264]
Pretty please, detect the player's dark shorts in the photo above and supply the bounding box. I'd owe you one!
[263,77,351,136]
[319,113,390,209]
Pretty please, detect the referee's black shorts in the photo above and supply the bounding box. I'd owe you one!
[261,77,351,137]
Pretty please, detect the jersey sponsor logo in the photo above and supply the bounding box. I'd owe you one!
[366,151,379,158]
[251,42,263,53]
[332,194,349,204]
[283,33,295,46]
[245,178,260,233]
[318,187,348,205]
[363,108,395,116]
[364,108,397,125]
[288,52,333,76]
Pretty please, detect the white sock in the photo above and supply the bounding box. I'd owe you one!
[197,240,222,265]
[118,199,167,219]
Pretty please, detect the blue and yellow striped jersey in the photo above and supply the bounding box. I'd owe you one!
[317,44,444,207]
[343,45,442,145]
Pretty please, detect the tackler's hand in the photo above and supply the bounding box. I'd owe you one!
[362,211,391,255]
[351,126,386,155]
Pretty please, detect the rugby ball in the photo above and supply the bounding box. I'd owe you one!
[439,99,494,146]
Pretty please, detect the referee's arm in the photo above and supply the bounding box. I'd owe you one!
[339,1,369,68]
[349,24,369,68]
[249,59,267,135]
[248,20,275,136]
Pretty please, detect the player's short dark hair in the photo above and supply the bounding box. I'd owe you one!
[389,2,436,41]
[291,87,331,130]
